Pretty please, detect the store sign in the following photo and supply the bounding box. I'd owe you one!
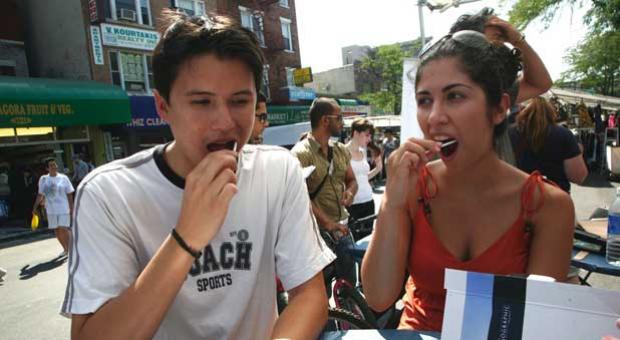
[267,106,310,126]
[288,87,316,101]
[127,96,169,128]
[341,105,371,117]
[293,67,313,86]
[90,26,104,65]
[88,0,99,22]
[101,24,160,51]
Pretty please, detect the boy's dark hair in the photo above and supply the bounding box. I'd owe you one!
[44,158,56,168]
[309,97,339,129]
[153,9,265,103]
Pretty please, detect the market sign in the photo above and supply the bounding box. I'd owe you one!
[101,23,160,51]
[0,76,130,128]
[267,105,310,126]
[90,26,104,65]
[341,105,371,117]
[293,67,312,86]
[288,87,316,101]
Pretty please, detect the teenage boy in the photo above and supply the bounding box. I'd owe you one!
[62,10,334,340]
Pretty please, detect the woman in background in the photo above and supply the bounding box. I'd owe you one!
[346,118,382,240]
[509,96,588,193]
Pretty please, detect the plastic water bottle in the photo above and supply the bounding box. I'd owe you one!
[607,188,620,266]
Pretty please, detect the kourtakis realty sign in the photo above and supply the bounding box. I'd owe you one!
[100,23,160,51]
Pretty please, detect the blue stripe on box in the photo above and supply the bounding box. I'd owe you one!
[460,272,494,339]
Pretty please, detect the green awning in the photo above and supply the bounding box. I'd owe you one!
[267,105,310,126]
[0,76,131,128]
[337,99,358,106]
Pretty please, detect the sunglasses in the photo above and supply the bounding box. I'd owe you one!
[326,114,343,122]
[255,113,268,123]
[419,30,491,59]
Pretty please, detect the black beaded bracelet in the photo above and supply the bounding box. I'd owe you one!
[171,229,202,260]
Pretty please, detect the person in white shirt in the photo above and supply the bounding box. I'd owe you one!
[346,118,382,240]
[32,158,74,256]
[62,10,334,340]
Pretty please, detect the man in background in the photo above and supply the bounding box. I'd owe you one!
[32,158,74,256]
[249,92,269,144]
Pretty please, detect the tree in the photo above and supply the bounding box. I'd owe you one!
[560,30,620,96]
[508,0,620,95]
[357,41,421,115]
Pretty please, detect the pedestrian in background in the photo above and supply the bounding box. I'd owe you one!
[346,118,381,240]
[249,92,269,144]
[381,128,399,179]
[71,154,89,189]
[32,158,74,256]
[292,97,359,289]
[509,96,588,193]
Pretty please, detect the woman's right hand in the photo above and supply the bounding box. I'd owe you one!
[384,138,440,210]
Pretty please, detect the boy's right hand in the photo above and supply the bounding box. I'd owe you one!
[175,150,238,251]
[383,138,440,210]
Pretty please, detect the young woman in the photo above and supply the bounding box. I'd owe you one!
[510,96,588,193]
[346,118,382,240]
[361,30,574,332]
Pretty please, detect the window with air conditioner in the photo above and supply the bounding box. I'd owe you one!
[109,51,154,93]
[239,6,265,47]
[280,18,293,52]
[176,0,205,16]
[108,0,152,26]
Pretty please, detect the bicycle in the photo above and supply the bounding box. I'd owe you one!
[321,214,379,329]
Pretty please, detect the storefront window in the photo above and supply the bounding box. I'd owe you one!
[109,51,152,93]
[122,53,145,92]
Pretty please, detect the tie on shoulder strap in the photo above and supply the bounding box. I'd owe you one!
[520,171,558,220]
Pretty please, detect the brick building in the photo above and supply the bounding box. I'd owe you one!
[0,0,28,77]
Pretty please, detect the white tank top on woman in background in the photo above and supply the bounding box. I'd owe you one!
[350,157,374,205]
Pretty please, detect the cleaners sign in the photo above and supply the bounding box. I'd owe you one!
[127,96,168,129]
[101,23,160,51]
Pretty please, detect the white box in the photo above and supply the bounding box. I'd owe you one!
[441,269,620,340]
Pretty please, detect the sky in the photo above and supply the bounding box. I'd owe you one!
[294,0,590,81]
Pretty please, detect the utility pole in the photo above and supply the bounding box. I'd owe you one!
[418,0,426,57]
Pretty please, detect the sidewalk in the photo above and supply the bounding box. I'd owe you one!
[0,220,53,243]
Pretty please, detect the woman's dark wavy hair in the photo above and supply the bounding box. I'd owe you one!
[414,34,522,142]
[153,9,265,103]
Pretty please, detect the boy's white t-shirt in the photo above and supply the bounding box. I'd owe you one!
[61,144,335,339]
[38,174,74,215]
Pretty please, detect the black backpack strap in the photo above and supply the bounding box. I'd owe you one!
[308,146,333,200]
